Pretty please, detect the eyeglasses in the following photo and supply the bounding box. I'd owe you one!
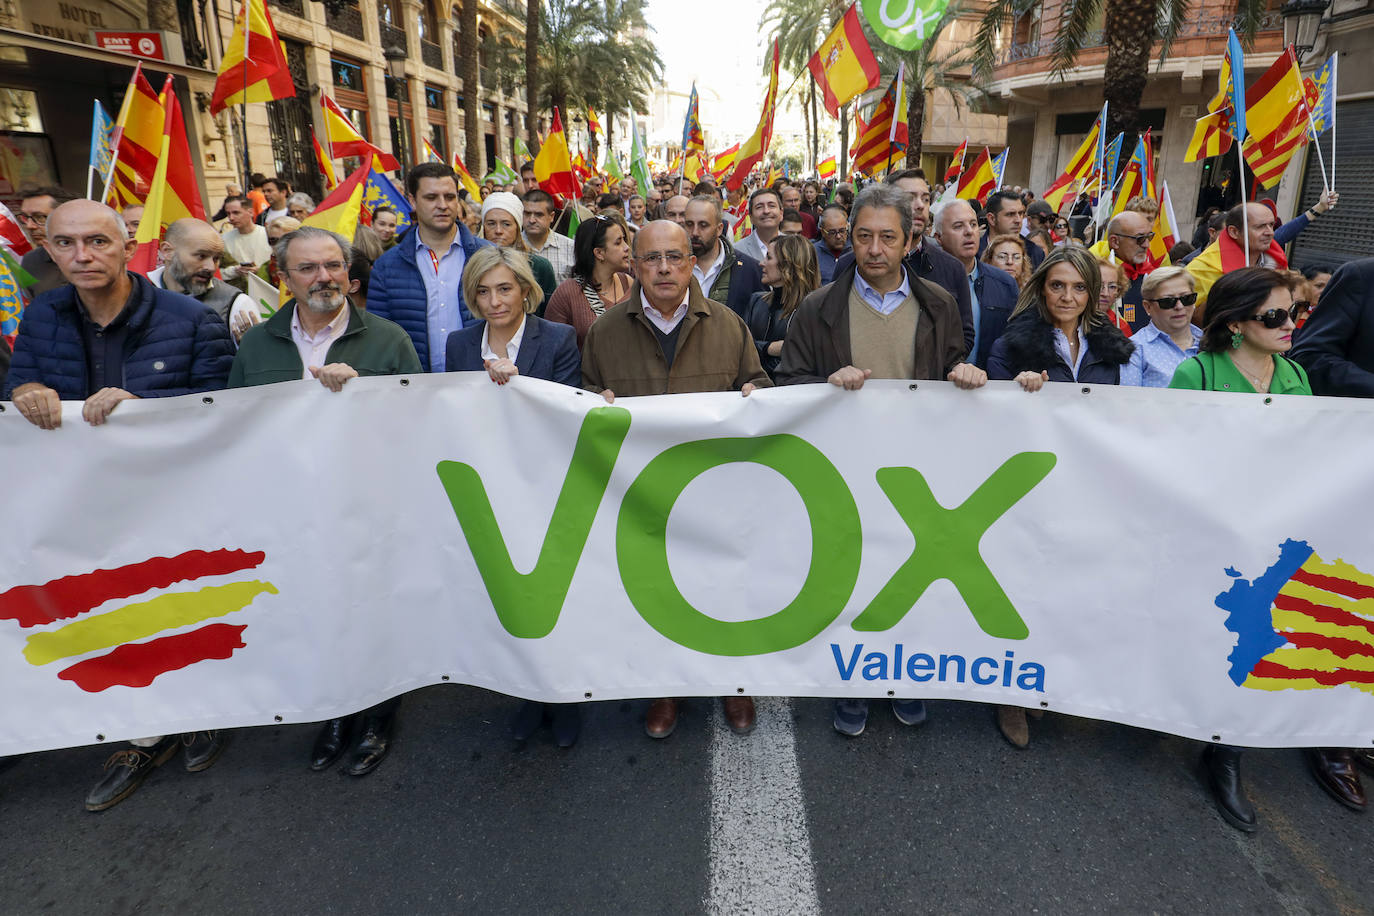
[286,260,348,276]
[637,251,687,266]
[1244,304,1306,329]
[1145,293,1198,309]
[17,211,47,225]
[992,252,1023,263]
[1116,231,1155,246]
[822,227,849,237]
[1101,283,1121,294]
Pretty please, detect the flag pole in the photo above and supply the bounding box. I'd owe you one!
[1330,53,1338,191]
[1236,141,1250,264]
[886,62,905,179]
[240,0,252,194]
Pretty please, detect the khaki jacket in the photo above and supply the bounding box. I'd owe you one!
[581,281,773,396]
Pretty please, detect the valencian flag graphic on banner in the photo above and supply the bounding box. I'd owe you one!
[807,3,881,118]
[1219,540,1374,695]
[0,549,276,692]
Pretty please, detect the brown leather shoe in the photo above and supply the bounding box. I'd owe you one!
[1355,748,1374,775]
[996,705,1029,749]
[722,696,756,735]
[645,698,679,739]
[1307,748,1367,811]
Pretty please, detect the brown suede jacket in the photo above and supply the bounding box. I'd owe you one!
[581,280,773,396]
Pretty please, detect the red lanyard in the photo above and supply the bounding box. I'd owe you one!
[426,247,441,274]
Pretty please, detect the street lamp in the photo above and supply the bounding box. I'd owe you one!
[383,44,408,82]
[1281,0,1330,62]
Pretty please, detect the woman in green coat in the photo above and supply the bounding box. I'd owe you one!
[1168,267,1368,833]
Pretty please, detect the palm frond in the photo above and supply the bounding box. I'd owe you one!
[1049,0,1104,77]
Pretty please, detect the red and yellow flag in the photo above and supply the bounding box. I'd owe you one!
[944,140,967,183]
[817,156,837,179]
[312,132,338,191]
[849,68,908,177]
[1184,108,1233,163]
[1111,131,1155,217]
[586,107,602,136]
[807,3,880,119]
[726,42,780,191]
[1241,47,1317,188]
[304,154,372,240]
[130,76,207,274]
[1040,109,1106,212]
[710,143,740,182]
[106,63,162,211]
[533,108,579,202]
[955,147,997,202]
[210,0,295,115]
[321,93,400,171]
[451,153,482,201]
[1148,180,1180,267]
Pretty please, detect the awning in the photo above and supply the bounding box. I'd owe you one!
[0,28,218,81]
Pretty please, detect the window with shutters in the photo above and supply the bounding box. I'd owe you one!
[1290,99,1374,271]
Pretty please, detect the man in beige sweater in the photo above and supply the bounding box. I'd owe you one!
[775,182,988,738]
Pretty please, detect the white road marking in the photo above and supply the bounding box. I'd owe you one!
[706,697,821,915]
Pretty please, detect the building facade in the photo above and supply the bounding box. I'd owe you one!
[0,0,527,210]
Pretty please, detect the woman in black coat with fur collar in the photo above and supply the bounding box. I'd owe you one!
[986,245,1135,389]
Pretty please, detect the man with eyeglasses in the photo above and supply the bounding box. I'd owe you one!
[814,204,851,284]
[368,162,491,372]
[1105,210,1156,331]
[16,185,79,296]
[1120,266,1201,387]
[1187,202,1290,318]
[581,219,771,741]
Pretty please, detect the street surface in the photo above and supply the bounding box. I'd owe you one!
[2,687,1370,915]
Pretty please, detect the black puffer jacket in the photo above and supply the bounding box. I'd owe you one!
[986,310,1135,384]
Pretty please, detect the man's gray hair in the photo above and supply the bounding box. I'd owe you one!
[274,226,352,272]
[287,192,315,211]
[850,184,913,239]
[687,194,723,223]
[929,197,970,235]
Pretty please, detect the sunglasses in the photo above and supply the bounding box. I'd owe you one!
[1244,304,1308,329]
[1146,293,1198,309]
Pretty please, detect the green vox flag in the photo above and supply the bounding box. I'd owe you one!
[563,204,581,240]
[604,153,624,182]
[483,157,521,185]
[629,112,651,198]
[860,0,950,51]
[512,136,532,164]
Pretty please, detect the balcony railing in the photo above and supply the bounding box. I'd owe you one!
[327,2,366,41]
[422,39,443,69]
[270,0,306,16]
[380,22,408,53]
[995,11,1282,67]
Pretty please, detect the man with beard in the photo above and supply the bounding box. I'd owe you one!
[684,195,763,316]
[148,219,258,337]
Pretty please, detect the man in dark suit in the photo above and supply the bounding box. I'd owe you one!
[684,195,764,316]
[980,190,1044,269]
[933,198,1017,371]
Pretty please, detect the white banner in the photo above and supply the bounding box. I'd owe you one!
[3,375,1373,755]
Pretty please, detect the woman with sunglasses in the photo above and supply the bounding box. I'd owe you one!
[1120,267,1200,386]
[1169,268,1356,832]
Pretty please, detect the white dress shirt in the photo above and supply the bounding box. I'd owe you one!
[290,303,350,380]
[480,315,528,363]
[692,243,727,298]
[641,291,689,335]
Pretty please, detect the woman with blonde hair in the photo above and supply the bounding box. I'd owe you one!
[743,233,821,379]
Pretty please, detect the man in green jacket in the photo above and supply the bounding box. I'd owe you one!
[229,226,420,388]
[228,225,419,778]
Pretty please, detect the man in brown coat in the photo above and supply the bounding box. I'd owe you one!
[775,182,988,738]
[581,220,770,739]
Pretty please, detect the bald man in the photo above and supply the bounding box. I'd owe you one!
[150,218,259,338]
[580,220,770,740]
[1104,209,1156,331]
[5,201,234,432]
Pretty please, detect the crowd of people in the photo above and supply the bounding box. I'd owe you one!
[3,159,1370,833]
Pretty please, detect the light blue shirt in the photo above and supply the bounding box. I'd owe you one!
[417,231,467,373]
[853,268,913,316]
[1052,326,1089,379]
[966,263,983,365]
[1120,322,1202,387]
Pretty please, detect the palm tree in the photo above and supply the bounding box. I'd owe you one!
[761,0,847,175]
[526,0,541,154]
[460,0,481,174]
[971,0,1268,140]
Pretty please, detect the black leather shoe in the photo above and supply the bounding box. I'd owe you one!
[182,731,227,773]
[1202,744,1257,832]
[310,718,352,771]
[511,701,547,741]
[550,704,582,748]
[85,737,181,812]
[344,714,394,777]
[1307,748,1367,811]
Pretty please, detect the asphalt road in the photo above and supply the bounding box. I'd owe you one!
[2,686,1370,915]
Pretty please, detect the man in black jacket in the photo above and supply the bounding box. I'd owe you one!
[933,198,1017,370]
[833,170,974,354]
[684,195,764,316]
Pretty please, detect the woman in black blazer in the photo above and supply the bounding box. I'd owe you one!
[445,247,580,388]
[444,247,583,747]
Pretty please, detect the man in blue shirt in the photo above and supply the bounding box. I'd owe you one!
[813,204,850,284]
[933,198,1017,370]
[367,162,489,372]
[1120,267,1200,387]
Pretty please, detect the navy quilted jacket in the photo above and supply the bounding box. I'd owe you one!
[4,272,233,400]
[366,223,490,371]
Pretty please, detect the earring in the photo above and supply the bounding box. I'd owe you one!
[1230,330,1244,349]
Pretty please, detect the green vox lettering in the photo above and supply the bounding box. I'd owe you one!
[616,435,863,656]
[435,406,631,638]
[850,452,1057,640]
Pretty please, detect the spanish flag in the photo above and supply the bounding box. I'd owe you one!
[1148,180,1181,267]
[451,153,483,201]
[533,108,579,202]
[312,132,338,191]
[321,93,400,171]
[817,156,837,179]
[130,76,208,275]
[304,154,372,240]
[807,3,881,118]
[1240,47,1316,188]
[1184,108,1233,162]
[955,147,997,202]
[726,42,780,191]
[209,0,295,115]
[944,140,967,183]
[106,63,162,211]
